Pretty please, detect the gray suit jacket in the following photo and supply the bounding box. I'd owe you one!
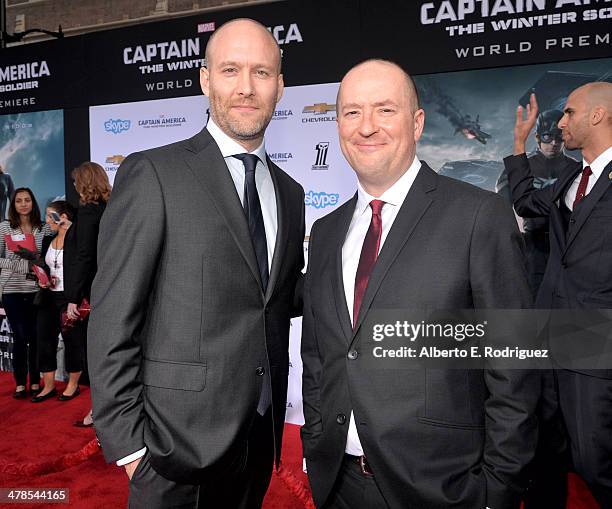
[88,128,305,484]
[301,163,538,509]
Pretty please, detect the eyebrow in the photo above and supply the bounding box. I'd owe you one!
[341,100,398,110]
[216,60,274,69]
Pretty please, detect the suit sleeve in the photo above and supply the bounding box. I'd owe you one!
[504,153,560,218]
[65,204,100,303]
[469,193,539,509]
[88,153,165,463]
[300,221,323,458]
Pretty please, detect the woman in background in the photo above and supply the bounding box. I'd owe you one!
[0,188,51,398]
[33,200,83,402]
[65,162,111,426]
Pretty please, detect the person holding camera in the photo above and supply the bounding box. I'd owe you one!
[32,200,85,403]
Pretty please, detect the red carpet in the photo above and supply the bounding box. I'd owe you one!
[0,371,599,508]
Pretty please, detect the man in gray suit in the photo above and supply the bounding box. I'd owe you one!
[301,59,538,509]
[88,19,305,509]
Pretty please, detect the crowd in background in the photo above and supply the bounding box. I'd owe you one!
[0,162,110,427]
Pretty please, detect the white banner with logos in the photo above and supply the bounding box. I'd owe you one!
[89,95,209,186]
[89,82,354,425]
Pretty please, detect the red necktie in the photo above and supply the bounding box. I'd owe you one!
[353,200,385,328]
[573,166,593,208]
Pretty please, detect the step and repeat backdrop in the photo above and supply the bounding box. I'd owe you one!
[1,0,611,422]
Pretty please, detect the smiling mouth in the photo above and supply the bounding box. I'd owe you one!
[355,143,385,151]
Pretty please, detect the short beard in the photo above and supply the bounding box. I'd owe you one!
[209,100,272,142]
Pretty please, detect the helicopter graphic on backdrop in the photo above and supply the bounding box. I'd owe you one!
[418,78,492,145]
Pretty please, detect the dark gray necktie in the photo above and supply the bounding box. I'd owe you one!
[233,153,271,415]
[233,153,269,292]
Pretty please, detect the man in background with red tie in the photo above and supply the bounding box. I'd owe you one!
[505,83,612,508]
[301,59,539,509]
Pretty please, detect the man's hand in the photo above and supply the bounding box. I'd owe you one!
[67,303,80,320]
[124,457,142,480]
[513,92,539,155]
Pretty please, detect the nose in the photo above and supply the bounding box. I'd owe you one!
[557,115,567,130]
[236,69,254,97]
[358,110,378,137]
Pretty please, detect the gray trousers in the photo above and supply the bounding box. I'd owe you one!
[128,412,274,509]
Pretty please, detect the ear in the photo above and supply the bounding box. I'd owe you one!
[413,109,425,143]
[591,106,605,126]
[276,73,285,104]
[200,67,210,97]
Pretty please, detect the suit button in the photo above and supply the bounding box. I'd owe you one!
[569,218,576,224]
[347,350,358,360]
[562,262,567,269]
[255,367,265,376]
[336,413,347,425]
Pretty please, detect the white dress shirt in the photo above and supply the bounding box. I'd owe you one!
[206,118,278,268]
[564,145,612,210]
[117,120,278,467]
[342,156,422,456]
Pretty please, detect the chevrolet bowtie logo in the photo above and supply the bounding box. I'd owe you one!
[105,155,126,165]
[303,103,336,114]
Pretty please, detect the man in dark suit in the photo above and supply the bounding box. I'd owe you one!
[504,83,612,508]
[496,108,578,298]
[88,18,305,509]
[301,59,538,509]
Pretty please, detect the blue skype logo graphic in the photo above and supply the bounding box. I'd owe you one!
[104,119,131,134]
[305,191,339,209]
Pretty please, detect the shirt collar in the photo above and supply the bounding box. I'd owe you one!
[206,118,267,163]
[355,156,422,216]
[585,145,612,181]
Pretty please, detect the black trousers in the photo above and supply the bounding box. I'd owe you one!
[523,230,549,298]
[323,455,388,509]
[36,291,86,373]
[522,370,568,509]
[3,292,39,387]
[557,369,612,508]
[128,410,275,509]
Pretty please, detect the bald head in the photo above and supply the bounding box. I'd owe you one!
[335,58,426,197]
[199,17,284,151]
[559,81,612,161]
[205,18,282,73]
[577,81,612,116]
[338,59,420,114]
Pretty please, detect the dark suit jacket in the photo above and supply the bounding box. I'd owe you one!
[88,128,305,484]
[301,163,538,509]
[64,202,106,303]
[505,153,612,378]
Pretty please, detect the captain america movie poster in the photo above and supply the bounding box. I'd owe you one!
[414,57,611,192]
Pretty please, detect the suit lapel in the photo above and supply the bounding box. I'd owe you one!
[334,194,358,343]
[265,158,289,303]
[564,161,612,256]
[552,164,582,204]
[351,164,436,339]
[183,128,262,291]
